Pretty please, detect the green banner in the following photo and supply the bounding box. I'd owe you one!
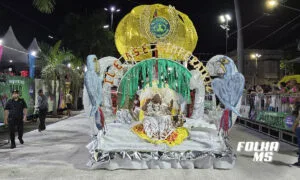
[256,111,290,130]
[0,75,35,123]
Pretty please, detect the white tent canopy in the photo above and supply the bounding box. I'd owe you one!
[0,26,29,73]
[28,37,41,52]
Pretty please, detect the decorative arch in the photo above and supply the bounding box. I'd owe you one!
[118,58,192,107]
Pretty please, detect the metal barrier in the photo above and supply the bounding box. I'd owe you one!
[238,93,299,146]
[241,93,300,113]
[195,93,298,146]
[239,93,300,130]
[237,117,298,146]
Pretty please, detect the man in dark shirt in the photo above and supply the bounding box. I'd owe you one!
[4,90,28,149]
[37,89,48,132]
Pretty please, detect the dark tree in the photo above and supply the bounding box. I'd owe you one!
[60,11,118,61]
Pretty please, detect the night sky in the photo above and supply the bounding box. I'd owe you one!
[1,0,300,58]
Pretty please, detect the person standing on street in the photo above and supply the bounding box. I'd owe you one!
[66,90,73,116]
[292,110,300,166]
[37,89,48,132]
[4,90,27,149]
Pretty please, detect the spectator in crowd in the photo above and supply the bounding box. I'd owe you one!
[248,87,256,119]
[280,82,288,112]
[267,84,277,112]
[273,83,280,112]
[288,80,298,112]
[294,85,300,114]
[66,91,73,117]
[37,89,48,132]
[4,90,27,149]
[255,85,264,111]
[292,111,300,167]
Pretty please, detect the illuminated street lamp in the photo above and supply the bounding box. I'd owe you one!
[251,53,261,67]
[103,25,109,29]
[67,63,71,68]
[250,53,262,85]
[219,14,232,54]
[104,6,121,31]
[266,0,300,12]
[0,39,3,45]
[31,51,37,57]
[266,0,279,9]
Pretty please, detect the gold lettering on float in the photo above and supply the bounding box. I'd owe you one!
[177,48,185,57]
[133,48,140,57]
[189,57,199,67]
[183,52,192,61]
[125,52,134,60]
[142,44,148,54]
[164,43,171,53]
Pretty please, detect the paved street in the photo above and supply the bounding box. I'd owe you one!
[0,112,299,180]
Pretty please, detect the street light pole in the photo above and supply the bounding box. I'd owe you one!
[104,6,120,31]
[219,14,231,55]
[111,11,114,31]
[225,19,229,54]
[251,53,262,85]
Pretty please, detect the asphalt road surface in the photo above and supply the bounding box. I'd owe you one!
[0,112,299,180]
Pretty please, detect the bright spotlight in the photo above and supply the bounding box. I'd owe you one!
[31,51,37,56]
[225,14,231,21]
[110,6,115,12]
[219,15,226,23]
[266,0,278,9]
[251,53,262,59]
[256,53,262,58]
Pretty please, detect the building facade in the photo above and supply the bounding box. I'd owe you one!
[229,49,283,88]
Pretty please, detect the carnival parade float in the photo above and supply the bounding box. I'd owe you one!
[83,4,244,170]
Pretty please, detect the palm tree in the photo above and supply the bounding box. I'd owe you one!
[33,0,56,14]
[39,41,74,115]
[68,64,84,110]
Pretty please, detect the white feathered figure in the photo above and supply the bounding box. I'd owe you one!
[207,55,244,135]
[84,55,103,135]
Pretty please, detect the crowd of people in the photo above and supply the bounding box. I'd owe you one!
[246,80,300,167]
[247,79,300,118]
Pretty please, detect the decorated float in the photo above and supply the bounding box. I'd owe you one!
[84,4,244,170]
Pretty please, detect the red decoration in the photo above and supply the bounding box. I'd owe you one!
[187,90,195,117]
[111,89,118,114]
[20,71,29,77]
[98,107,105,128]
[219,109,230,136]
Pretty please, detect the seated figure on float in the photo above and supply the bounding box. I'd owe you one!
[142,94,175,140]
[132,85,188,146]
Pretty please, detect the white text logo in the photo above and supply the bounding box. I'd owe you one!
[237,141,280,162]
